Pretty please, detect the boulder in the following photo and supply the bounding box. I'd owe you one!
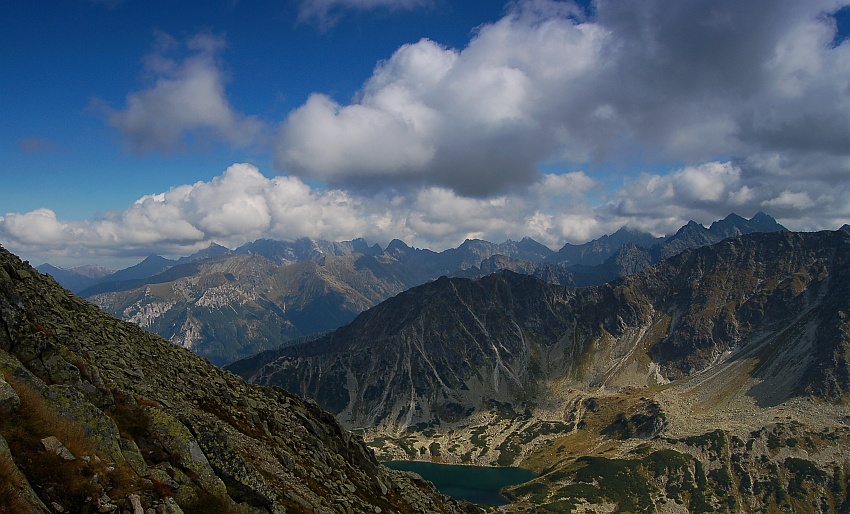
[0,374,20,414]
[40,436,76,461]
[145,407,228,498]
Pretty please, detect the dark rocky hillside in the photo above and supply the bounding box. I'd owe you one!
[0,245,473,513]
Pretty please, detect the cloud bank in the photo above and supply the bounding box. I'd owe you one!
[2,160,847,268]
[4,0,850,266]
[277,0,850,198]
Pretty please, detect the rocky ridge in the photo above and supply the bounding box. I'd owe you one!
[79,214,786,367]
[0,245,474,514]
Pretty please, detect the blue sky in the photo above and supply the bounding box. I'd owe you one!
[2,0,850,268]
[2,0,509,217]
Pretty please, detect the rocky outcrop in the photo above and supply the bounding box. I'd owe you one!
[0,374,20,414]
[0,245,474,513]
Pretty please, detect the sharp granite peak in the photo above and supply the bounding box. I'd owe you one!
[41,212,788,366]
[0,245,475,513]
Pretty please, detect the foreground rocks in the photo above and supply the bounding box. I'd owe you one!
[0,245,477,513]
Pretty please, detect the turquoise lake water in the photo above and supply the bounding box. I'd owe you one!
[383,461,537,506]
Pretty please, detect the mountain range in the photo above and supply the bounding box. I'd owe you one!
[6,218,850,512]
[231,228,850,512]
[236,229,850,428]
[39,213,787,366]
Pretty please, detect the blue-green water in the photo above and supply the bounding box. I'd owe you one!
[384,461,537,506]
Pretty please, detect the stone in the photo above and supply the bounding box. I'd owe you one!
[120,437,150,477]
[45,384,125,465]
[145,408,227,497]
[42,353,82,385]
[128,494,144,514]
[96,494,116,513]
[155,498,184,514]
[41,436,75,461]
[0,374,21,414]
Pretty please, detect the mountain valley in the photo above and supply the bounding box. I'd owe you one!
[21,213,850,512]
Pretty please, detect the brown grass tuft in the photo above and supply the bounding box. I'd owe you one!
[0,453,35,513]
[0,375,145,511]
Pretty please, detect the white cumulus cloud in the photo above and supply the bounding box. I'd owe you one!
[100,33,263,153]
[2,161,849,269]
[276,0,850,208]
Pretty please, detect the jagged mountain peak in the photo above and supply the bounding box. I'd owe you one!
[708,211,786,239]
[385,238,412,254]
[654,212,786,262]
[750,210,784,226]
[234,237,367,264]
[176,242,233,265]
[547,226,660,267]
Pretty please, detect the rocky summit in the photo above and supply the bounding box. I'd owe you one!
[0,245,475,513]
[238,230,850,512]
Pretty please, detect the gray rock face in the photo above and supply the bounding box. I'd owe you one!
[40,436,76,461]
[0,374,20,414]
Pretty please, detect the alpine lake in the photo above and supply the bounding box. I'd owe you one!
[383,461,537,506]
